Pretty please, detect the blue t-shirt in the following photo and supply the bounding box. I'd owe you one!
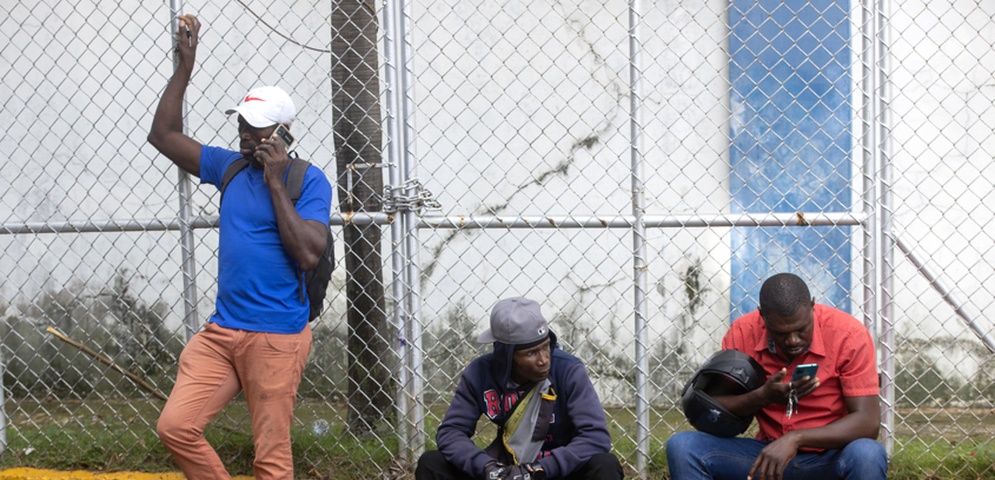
[199,145,333,334]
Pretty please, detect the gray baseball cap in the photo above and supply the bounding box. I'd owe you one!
[476,297,550,346]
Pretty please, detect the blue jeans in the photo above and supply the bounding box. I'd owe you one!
[665,431,887,480]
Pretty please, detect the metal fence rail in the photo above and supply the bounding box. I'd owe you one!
[1,0,994,478]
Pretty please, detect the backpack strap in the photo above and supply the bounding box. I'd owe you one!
[219,158,250,205]
[220,155,311,205]
[285,155,310,205]
[282,154,314,304]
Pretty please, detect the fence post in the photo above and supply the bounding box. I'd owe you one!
[167,0,200,341]
[384,0,426,460]
[877,0,896,456]
[628,0,650,476]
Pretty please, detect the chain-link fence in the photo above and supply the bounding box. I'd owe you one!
[1,0,994,478]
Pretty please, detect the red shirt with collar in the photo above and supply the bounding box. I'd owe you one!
[721,303,879,442]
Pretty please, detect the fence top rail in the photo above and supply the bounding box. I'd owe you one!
[0,212,868,235]
[417,212,868,229]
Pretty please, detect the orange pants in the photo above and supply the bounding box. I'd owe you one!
[157,322,312,480]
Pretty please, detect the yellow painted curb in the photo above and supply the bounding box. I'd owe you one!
[0,469,253,479]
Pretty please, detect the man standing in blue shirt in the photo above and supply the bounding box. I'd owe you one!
[147,14,332,479]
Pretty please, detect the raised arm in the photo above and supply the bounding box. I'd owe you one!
[709,367,795,417]
[253,137,329,270]
[436,366,494,479]
[147,14,203,176]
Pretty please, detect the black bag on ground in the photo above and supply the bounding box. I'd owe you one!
[221,156,335,321]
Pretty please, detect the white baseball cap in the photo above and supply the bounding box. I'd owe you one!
[225,85,296,128]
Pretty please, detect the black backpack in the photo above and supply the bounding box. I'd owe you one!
[220,157,335,321]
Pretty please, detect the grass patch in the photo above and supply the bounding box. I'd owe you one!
[0,400,994,479]
[889,439,995,480]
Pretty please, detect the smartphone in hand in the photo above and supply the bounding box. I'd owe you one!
[791,363,818,382]
[272,124,294,149]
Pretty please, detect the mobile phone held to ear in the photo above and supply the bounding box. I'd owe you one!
[791,363,818,382]
[272,124,294,149]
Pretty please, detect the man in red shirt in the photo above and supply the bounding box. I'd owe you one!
[666,273,887,479]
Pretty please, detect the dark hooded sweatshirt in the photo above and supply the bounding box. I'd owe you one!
[436,332,612,479]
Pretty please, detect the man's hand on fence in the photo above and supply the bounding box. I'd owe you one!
[173,14,200,69]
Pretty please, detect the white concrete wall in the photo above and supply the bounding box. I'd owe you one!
[0,0,992,390]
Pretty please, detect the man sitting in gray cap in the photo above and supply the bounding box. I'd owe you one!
[416,297,624,480]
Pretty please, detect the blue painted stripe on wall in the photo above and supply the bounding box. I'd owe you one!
[729,0,852,321]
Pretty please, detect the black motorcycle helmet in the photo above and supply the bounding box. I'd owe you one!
[680,349,766,437]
